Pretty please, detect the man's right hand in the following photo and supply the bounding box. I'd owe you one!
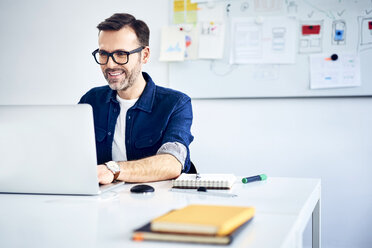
[97,164,114,184]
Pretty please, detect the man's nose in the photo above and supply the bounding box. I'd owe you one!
[106,55,116,68]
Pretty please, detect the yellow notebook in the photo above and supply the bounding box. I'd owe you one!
[151,204,255,236]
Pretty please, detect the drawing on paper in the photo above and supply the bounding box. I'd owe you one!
[166,43,182,53]
[230,17,296,64]
[310,53,361,89]
[298,20,324,53]
[332,20,346,45]
[198,22,225,59]
[159,26,186,61]
[358,16,372,51]
[233,22,263,60]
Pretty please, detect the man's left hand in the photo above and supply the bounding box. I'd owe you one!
[97,164,114,184]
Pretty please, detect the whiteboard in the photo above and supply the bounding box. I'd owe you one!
[169,0,372,98]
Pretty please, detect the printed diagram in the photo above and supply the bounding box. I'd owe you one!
[358,16,372,51]
[332,20,346,45]
[230,17,296,64]
[233,23,263,60]
[299,20,323,53]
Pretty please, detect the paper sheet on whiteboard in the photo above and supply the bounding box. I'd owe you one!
[230,17,296,64]
[198,22,225,59]
[159,26,185,62]
[309,53,361,89]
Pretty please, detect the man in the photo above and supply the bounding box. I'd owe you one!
[79,13,194,184]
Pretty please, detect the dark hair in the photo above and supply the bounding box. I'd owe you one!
[97,13,149,47]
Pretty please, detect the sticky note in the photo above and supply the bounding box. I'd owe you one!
[302,25,321,35]
[173,11,185,24]
[174,0,185,12]
[186,10,197,24]
[186,0,198,11]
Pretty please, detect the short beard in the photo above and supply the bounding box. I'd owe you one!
[105,56,142,91]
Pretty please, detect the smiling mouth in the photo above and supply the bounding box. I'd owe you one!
[107,71,124,77]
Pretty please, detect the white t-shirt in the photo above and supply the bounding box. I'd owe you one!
[111,95,138,162]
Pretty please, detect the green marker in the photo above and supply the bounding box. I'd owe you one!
[242,174,267,184]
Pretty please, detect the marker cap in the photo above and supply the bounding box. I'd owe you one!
[259,174,267,180]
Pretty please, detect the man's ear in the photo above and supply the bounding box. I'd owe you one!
[142,46,150,64]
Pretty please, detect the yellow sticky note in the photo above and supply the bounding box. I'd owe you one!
[173,12,185,24]
[174,0,185,12]
[186,0,198,11]
[186,10,197,24]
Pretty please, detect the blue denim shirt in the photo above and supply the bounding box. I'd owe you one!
[79,72,194,172]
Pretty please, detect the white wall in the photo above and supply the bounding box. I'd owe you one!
[1,1,372,247]
[0,0,169,104]
[191,97,372,248]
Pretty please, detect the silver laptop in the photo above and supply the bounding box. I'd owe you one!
[0,105,123,195]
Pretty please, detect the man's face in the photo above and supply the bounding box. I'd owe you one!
[98,27,144,91]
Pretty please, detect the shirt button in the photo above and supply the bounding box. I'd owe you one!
[126,140,129,143]
[108,132,112,136]
[128,115,131,120]
[113,108,117,112]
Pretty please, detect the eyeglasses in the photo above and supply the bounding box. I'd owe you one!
[92,46,145,65]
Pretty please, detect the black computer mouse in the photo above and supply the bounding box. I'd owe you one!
[130,184,155,193]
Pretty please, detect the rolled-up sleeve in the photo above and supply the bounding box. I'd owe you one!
[160,96,194,172]
[157,142,187,169]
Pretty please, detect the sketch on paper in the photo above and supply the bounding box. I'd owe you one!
[198,22,225,59]
[358,16,372,51]
[232,21,263,60]
[298,20,323,53]
[332,20,346,45]
[310,53,361,89]
[159,26,185,62]
[230,17,296,64]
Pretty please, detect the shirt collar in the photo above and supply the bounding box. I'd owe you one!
[105,72,155,113]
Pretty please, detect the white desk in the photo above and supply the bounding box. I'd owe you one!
[0,177,320,248]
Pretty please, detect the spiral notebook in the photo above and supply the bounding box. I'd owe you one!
[172,174,236,189]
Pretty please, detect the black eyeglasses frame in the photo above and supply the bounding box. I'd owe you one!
[92,46,145,65]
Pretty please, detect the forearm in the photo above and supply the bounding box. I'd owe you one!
[117,154,182,183]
